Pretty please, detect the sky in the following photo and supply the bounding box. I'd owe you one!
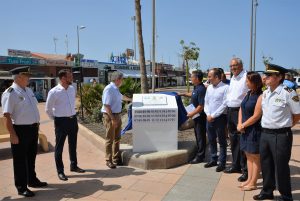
[1,0,300,72]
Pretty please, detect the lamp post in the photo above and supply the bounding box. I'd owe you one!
[151,0,156,93]
[76,25,86,119]
[249,0,258,71]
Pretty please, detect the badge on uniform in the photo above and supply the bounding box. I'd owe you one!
[292,95,299,102]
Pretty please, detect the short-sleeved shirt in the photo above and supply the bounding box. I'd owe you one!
[191,83,206,115]
[1,82,40,125]
[45,84,77,119]
[101,82,123,113]
[226,70,248,107]
[204,81,228,118]
[261,84,300,129]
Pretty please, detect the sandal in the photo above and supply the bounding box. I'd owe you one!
[242,185,257,191]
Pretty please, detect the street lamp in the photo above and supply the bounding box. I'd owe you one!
[76,25,86,119]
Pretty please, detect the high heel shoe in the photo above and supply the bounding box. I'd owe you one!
[242,185,257,191]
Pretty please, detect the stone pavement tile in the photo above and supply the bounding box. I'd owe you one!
[141,193,164,201]
[63,178,119,198]
[129,180,174,196]
[0,175,13,190]
[211,173,244,201]
[69,194,109,201]
[159,173,182,184]
[176,175,219,189]
[32,188,78,201]
[153,164,190,175]
[183,163,222,179]
[163,184,213,201]
[0,165,14,179]
[132,171,168,182]
[98,188,146,201]
[101,176,139,189]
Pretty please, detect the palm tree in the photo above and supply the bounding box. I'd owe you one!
[135,0,149,93]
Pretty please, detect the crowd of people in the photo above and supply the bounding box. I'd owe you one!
[179,57,300,201]
[1,58,300,200]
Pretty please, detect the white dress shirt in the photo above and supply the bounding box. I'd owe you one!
[1,82,40,124]
[262,84,300,129]
[204,81,228,118]
[101,82,123,114]
[45,84,76,119]
[226,70,248,107]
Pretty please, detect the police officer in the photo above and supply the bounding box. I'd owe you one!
[46,69,85,181]
[253,64,300,201]
[1,66,47,197]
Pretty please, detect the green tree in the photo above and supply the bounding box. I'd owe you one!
[262,55,273,65]
[180,40,200,92]
[135,0,149,93]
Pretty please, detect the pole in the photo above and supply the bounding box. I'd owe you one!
[250,0,254,71]
[77,25,84,119]
[131,16,137,61]
[253,0,258,71]
[151,0,156,93]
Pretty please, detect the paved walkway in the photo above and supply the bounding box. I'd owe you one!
[0,103,300,201]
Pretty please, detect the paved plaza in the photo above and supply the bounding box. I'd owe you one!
[0,103,300,201]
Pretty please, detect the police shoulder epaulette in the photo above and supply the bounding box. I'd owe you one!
[7,87,14,93]
[284,87,293,93]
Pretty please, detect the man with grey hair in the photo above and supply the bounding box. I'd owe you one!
[101,71,131,169]
[224,58,249,182]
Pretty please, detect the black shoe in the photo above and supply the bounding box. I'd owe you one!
[18,188,35,197]
[106,161,116,169]
[58,172,68,181]
[278,195,293,201]
[189,157,204,164]
[216,165,226,172]
[238,172,248,182]
[253,194,274,200]
[204,161,217,168]
[113,160,123,166]
[223,167,241,174]
[70,166,85,173]
[28,179,48,188]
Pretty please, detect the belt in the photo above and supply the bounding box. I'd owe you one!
[55,115,77,119]
[228,107,240,110]
[14,123,39,127]
[262,127,291,134]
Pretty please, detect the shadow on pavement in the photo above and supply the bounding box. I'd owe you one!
[2,179,121,200]
[67,166,146,179]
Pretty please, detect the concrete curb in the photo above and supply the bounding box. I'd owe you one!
[78,123,196,170]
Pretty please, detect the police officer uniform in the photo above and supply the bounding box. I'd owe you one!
[1,66,47,197]
[254,64,300,201]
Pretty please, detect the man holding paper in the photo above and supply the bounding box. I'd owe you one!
[204,68,229,172]
[179,70,207,164]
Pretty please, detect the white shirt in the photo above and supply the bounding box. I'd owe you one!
[204,81,228,118]
[226,70,248,107]
[262,84,300,129]
[45,84,76,119]
[1,82,40,125]
[101,82,123,113]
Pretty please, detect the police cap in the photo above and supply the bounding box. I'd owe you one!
[10,66,31,75]
[264,63,288,75]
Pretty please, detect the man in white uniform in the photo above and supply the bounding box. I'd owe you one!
[1,66,47,197]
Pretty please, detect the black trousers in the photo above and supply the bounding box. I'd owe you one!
[227,107,247,172]
[260,129,293,200]
[11,124,39,191]
[193,114,206,160]
[54,116,78,173]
